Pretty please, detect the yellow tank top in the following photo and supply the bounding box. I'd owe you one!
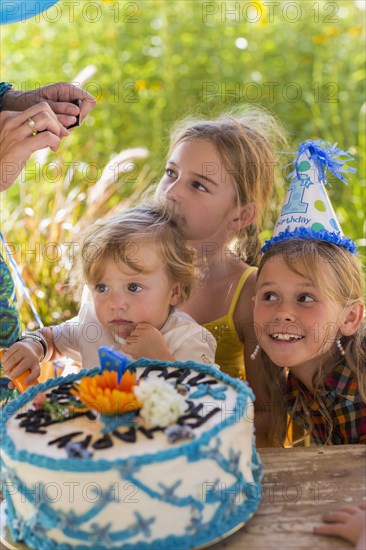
[203,266,257,380]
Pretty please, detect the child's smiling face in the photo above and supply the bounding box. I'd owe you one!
[253,255,346,377]
[156,139,239,244]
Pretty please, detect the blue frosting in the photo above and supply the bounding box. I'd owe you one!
[1,358,262,550]
[190,383,228,399]
[261,226,358,254]
[1,360,256,472]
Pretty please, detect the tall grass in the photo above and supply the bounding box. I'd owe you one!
[1,140,151,327]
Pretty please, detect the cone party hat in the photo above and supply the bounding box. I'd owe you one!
[262,140,357,254]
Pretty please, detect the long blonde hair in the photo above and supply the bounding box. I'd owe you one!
[167,106,288,265]
[256,239,365,446]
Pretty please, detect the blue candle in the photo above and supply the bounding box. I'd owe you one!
[117,354,128,384]
[98,346,128,383]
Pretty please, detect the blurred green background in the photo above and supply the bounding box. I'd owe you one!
[1,0,365,327]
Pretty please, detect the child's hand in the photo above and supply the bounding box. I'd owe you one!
[314,504,366,549]
[120,323,175,361]
[2,341,42,387]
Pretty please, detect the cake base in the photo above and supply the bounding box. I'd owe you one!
[1,360,261,549]
[0,502,248,550]
[1,502,27,550]
[1,527,28,550]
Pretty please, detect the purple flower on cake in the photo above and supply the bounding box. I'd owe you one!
[133,378,188,429]
[65,441,93,460]
[165,424,195,443]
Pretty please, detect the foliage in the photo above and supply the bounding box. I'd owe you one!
[0,0,365,326]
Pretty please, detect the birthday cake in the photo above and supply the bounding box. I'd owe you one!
[0,350,262,550]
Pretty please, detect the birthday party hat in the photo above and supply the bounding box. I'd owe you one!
[262,140,357,254]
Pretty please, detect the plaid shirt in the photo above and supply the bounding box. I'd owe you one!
[286,361,366,445]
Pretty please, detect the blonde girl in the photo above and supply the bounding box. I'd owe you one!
[155,107,287,444]
[253,238,365,446]
[156,107,287,374]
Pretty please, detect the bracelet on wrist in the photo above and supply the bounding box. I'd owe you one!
[17,332,48,362]
[0,82,13,111]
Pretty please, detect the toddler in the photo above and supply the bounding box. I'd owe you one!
[2,203,217,385]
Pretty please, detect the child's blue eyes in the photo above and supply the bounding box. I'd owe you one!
[95,283,108,293]
[95,283,142,293]
[192,181,208,192]
[164,168,208,192]
[128,283,142,293]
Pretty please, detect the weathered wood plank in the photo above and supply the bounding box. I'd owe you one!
[209,445,366,549]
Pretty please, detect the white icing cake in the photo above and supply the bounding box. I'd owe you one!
[0,351,262,550]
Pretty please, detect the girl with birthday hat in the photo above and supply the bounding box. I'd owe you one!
[252,140,366,446]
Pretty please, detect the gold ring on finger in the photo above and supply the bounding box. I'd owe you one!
[28,117,38,136]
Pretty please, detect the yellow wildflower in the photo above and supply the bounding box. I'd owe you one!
[325,27,340,37]
[348,27,363,37]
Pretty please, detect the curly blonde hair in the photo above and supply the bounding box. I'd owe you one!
[78,201,197,305]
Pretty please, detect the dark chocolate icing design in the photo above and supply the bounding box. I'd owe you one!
[15,366,223,456]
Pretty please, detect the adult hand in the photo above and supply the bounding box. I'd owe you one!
[2,82,96,127]
[0,103,68,191]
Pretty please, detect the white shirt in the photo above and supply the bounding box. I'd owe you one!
[50,302,217,370]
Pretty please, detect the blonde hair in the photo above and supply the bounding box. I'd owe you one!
[256,239,366,446]
[79,201,196,305]
[168,106,288,265]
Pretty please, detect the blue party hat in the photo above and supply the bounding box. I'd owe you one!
[262,140,357,254]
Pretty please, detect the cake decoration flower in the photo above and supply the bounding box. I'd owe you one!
[71,370,141,416]
[165,424,195,443]
[65,441,93,460]
[33,392,48,409]
[134,378,187,429]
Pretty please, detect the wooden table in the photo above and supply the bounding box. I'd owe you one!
[1,446,365,550]
[211,445,366,549]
